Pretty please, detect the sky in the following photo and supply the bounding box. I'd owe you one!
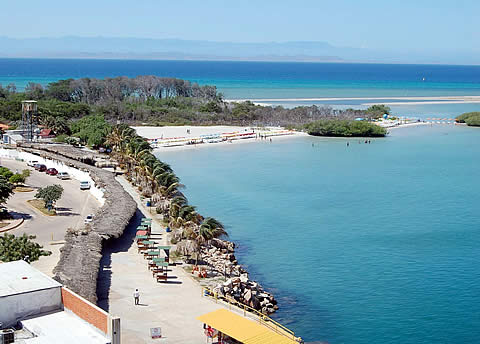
[2,0,479,52]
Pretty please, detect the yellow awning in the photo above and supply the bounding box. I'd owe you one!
[196,308,297,344]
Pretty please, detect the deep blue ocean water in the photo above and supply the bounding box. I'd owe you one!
[1,58,480,117]
[158,125,480,343]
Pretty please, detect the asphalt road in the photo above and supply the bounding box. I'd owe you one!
[1,159,100,275]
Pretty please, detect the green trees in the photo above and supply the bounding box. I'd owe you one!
[9,169,30,185]
[0,233,51,262]
[190,217,228,265]
[0,166,13,180]
[456,112,480,126]
[70,114,111,147]
[305,119,387,137]
[365,104,391,119]
[35,185,64,208]
[105,124,230,265]
[9,173,25,186]
[0,175,14,205]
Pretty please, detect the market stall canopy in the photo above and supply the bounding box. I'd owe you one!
[197,308,298,344]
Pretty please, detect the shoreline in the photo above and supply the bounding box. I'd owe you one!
[135,122,453,153]
[134,125,308,153]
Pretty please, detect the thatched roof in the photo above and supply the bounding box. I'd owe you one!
[20,144,137,303]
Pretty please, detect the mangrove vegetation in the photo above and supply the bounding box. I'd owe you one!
[456,112,480,127]
[305,119,387,137]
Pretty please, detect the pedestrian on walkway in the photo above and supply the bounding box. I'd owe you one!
[134,288,140,305]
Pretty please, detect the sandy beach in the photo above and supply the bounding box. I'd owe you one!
[133,125,308,152]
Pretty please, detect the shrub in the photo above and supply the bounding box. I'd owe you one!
[54,134,68,143]
[456,112,480,126]
[463,113,480,127]
[9,173,25,185]
[305,119,387,137]
[0,167,13,180]
[0,233,51,262]
[366,104,391,119]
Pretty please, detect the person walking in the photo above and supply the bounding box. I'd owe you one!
[134,288,140,305]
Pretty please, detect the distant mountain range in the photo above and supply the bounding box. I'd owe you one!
[0,36,478,65]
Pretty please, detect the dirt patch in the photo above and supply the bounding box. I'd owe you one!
[14,186,35,192]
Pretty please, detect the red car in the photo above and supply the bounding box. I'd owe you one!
[46,168,58,175]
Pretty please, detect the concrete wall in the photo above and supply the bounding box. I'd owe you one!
[61,287,109,335]
[0,287,62,327]
[0,148,105,205]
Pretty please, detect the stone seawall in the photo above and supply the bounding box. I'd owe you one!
[19,144,137,303]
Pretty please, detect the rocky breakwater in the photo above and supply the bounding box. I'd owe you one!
[212,274,279,315]
[195,239,279,315]
[19,144,137,303]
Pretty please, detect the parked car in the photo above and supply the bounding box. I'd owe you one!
[57,172,70,180]
[80,181,91,190]
[46,168,58,176]
[35,164,47,172]
[27,160,39,167]
[84,214,94,224]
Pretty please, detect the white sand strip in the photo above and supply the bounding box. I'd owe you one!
[133,126,307,153]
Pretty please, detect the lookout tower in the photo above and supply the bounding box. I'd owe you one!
[21,100,38,142]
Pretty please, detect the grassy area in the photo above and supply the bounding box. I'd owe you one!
[27,199,56,216]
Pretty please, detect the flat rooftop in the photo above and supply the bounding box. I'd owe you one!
[20,311,109,344]
[0,260,61,297]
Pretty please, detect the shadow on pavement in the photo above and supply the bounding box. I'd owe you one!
[8,211,32,220]
[97,208,143,311]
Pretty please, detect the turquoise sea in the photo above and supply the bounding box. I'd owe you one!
[1,58,480,117]
[158,125,480,343]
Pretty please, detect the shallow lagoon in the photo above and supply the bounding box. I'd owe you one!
[158,125,480,343]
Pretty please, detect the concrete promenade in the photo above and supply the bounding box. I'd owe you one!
[97,176,223,343]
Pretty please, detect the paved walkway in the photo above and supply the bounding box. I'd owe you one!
[97,176,223,343]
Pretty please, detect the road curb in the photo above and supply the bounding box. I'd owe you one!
[0,217,25,233]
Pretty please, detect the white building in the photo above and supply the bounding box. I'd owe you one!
[0,261,120,344]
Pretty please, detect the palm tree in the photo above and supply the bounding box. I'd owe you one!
[169,204,203,230]
[125,138,151,181]
[105,124,136,165]
[190,217,228,265]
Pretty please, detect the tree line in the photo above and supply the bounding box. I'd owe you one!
[0,76,390,130]
[105,124,227,264]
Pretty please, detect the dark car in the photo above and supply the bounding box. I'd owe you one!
[35,164,47,172]
[46,168,58,176]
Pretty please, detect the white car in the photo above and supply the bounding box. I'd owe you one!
[27,160,39,167]
[57,172,71,180]
[80,181,91,190]
[84,214,94,224]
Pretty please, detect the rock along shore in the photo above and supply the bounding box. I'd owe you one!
[198,239,279,314]
[18,143,137,303]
